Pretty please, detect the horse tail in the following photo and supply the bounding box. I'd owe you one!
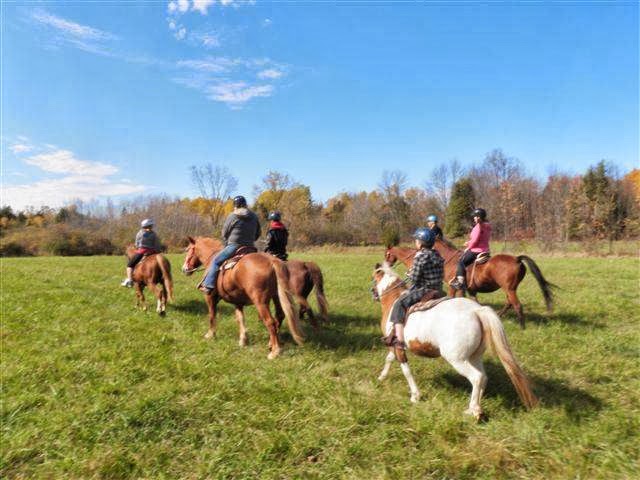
[273,260,305,346]
[517,255,556,312]
[307,261,329,322]
[157,254,174,302]
[476,306,538,409]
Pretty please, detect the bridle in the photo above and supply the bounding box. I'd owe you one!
[371,275,406,302]
[182,246,216,274]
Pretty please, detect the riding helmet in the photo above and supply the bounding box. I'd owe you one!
[268,211,281,221]
[140,218,154,228]
[233,195,247,208]
[413,227,436,247]
[427,214,438,223]
[472,208,487,220]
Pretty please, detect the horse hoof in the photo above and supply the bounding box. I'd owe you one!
[377,375,386,382]
[204,331,215,340]
[158,311,166,317]
[410,393,420,403]
[239,337,248,347]
[267,350,280,360]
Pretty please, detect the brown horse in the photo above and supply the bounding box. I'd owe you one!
[384,239,555,328]
[181,236,304,359]
[281,260,329,327]
[125,246,174,316]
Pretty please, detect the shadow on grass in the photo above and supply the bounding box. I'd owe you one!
[433,360,603,420]
[172,299,234,317]
[303,313,378,354]
[479,301,605,329]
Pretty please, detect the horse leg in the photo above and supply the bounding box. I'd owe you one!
[298,296,318,330]
[204,295,219,339]
[273,297,285,329]
[235,306,248,347]
[448,358,487,420]
[400,361,421,403]
[135,283,147,311]
[498,298,512,317]
[256,302,281,360]
[378,349,395,381]
[149,283,164,316]
[506,289,525,329]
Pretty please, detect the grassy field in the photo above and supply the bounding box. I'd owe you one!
[2,252,639,479]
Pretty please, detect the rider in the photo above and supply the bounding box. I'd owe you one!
[382,228,445,348]
[450,208,491,291]
[121,218,162,287]
[264,211,289,261]
[198,195,261,295]
[427,214,443,240]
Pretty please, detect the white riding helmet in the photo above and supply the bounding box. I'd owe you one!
[140,218,154,228]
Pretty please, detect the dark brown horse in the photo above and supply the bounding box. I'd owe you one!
[384,239,555,328]
[282,260,329,327]
[182,236,304,358]
[125,246,174,316]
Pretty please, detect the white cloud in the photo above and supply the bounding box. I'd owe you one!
[199,33,220,48]
[262,18,272,27]
[31,10,116,41]
[10,143,34,154]
[168,1,178,13]
[174,27,187,40]
[257,68,283,79]
[207,82,273,107]
[177,57,237,72]
[178,0,191,13]
[25,149,118,176]
[5,146,146,210]
[193,0,215,14]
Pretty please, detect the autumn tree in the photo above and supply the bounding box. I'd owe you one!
[445,178,475,238]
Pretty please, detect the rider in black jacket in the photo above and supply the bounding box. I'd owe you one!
[264,211,289,261]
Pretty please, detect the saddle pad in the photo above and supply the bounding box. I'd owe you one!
[406,296,452,315]
[475,252,491,265]
[222,260,238,271]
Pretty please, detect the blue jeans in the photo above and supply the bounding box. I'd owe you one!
[203,244,238,289]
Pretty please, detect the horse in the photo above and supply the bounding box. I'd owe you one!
[125,246,174,316]
[279,259,329,327]
[181,236,304,359]
[372,262,538,419]
[384,239,556,328]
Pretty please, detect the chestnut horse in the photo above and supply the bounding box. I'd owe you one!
[384,239,555,328]
[181,236,304,359]
[125,246,174,316]
[373,262,538,419]
[283,260,329,327]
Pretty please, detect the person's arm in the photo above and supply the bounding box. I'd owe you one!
[221,215,233,242]
[465,224,481,250]
[254,214,261,240]
[153,233,162,251]
[264,230,273,251]
[135,230,143,248]
[407,253,425,290]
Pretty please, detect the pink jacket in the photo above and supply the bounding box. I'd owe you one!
[467,222,491,253]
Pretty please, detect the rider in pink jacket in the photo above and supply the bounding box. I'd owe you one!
[450,208,491,291]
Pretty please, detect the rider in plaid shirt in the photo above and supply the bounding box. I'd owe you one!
[382,228,445,348]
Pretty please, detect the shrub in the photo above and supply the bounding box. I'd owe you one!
[0,241,32,257]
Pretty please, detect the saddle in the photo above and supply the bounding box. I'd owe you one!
[405,290,449,318]
[221,246,258,271]
[474,251,491,265]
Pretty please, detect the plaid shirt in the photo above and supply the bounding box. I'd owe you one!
[407,248,444,291]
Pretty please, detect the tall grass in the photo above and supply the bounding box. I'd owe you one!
[2,253,639,479]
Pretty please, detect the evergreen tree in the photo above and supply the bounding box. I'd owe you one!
[445,178,475,238]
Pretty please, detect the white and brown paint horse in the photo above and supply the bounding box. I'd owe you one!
[373,262,538,419]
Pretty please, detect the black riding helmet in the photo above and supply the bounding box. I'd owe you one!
[268,211,281,221]
[472,208,487,221]
[233,195,247,208]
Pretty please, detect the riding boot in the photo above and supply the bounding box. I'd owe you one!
[450,275,466,291]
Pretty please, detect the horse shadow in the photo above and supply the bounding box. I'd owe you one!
[172,299,234,317]
[433,360,603,420]
[479,301,604,329]
[303,312,379,354]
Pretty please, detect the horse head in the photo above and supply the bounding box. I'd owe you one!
[371,262,402,301]
[182,236,202,275]
[384,246,398,266]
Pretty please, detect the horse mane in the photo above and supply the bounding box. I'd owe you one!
[376,261,400,279]
[435,237,460,252]
[195,236,224,251]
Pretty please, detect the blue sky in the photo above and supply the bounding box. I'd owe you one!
[2,1,638,210]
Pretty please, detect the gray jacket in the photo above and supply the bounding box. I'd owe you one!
[222,208,261,247]
[135,229,162,250]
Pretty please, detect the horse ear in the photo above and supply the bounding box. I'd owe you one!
[187,236,195,244]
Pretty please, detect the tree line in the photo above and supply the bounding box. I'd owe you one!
[2,149,638,256]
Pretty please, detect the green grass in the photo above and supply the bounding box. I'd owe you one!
[2,252,639,479]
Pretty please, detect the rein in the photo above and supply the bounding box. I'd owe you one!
[372,277,406,301]
[183,248,217,274]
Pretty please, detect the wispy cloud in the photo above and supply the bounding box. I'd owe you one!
[5,144,146,210]
[174,56,287,108]
[30,9,117,56]
[258,68,284,79]
[168,0,255,17]
[9,143,34,154]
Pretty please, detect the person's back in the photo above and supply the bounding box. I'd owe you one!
[222,205,261,247]
[264,211,288,260]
